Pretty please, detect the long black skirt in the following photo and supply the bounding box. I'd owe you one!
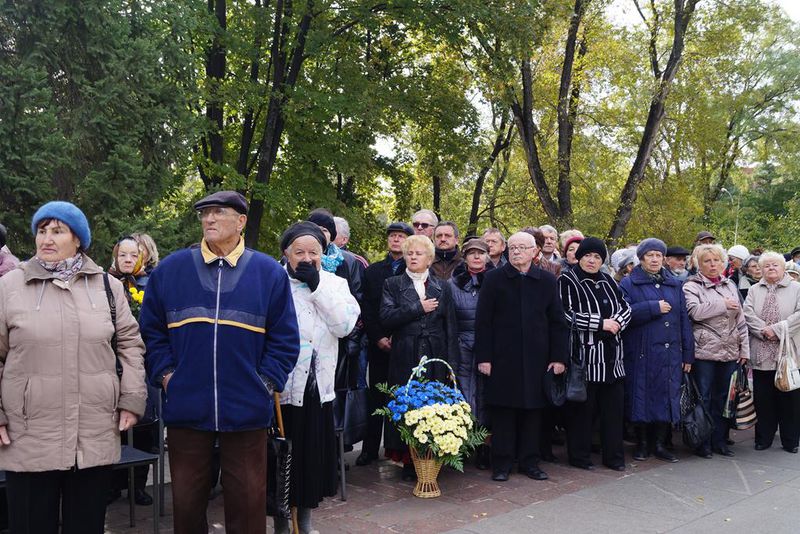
[282,388,338,509]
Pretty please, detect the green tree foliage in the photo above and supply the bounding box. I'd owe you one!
[2,0,799,262]
[0,1,198,258]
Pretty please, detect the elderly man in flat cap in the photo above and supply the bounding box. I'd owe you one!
[139,191,300,534]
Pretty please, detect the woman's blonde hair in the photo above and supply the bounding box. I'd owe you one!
[132,232,159,268]
[692,243,726,269]
[402,234,435,259]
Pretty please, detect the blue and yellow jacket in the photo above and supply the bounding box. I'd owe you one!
[139,240,299,431]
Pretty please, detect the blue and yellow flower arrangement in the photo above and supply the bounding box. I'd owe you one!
[376,357,488,472]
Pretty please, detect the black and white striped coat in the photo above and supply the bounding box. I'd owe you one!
[559,268,632,382]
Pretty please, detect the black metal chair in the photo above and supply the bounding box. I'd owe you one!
[114,427,160,533]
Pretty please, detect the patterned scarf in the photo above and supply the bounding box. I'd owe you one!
[36,252,84,281]
[321,243,345,273]
[757,283,781,366]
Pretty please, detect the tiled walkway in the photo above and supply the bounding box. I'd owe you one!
[105,427,800,533]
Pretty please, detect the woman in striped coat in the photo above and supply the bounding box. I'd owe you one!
[559,237,632,471]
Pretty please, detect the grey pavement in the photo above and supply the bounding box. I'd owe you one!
[104,429,800,533]
[444,444,800,534]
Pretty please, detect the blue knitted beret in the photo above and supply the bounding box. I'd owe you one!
[31,201,92,250]
[636,237,667,259]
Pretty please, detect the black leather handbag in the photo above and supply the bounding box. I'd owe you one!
[566,312,587,402]
[680,372,713,449]
[543,367,566,407]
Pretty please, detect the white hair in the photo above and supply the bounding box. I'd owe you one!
[412,209,439,226]
[758,251,785,268]
[539,224,558,236]
[333,216,350,238]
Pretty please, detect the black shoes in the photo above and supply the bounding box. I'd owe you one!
[520,466,548,480]
[134,489,153,506]
[539,452,559,463]
[783,445,799,454]
[604,463,625,472]
[401,464,417,481]
[653,444,678,463]
[695,447,713,459]
[713,446,735,457]
[356,451,377,466]
[475,444,491,470]
[754,442,770,451]
[569,460,595,471]
[491,470,510,482]
[633,442,649,461]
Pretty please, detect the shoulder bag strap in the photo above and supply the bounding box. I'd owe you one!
[103,273,122,377]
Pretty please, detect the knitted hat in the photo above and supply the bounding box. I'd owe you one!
[636,238,667,259]
[280,221,326,253]
[575,237,607,262]
[727,245,750,262]
[611,248,638,272]
[387,222,414,236]
[0,223,6,249]
[785,261,800,278]
[307,209,337,242]
[31,201,91,250]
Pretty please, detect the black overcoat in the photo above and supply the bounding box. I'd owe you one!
[474,262,569,409]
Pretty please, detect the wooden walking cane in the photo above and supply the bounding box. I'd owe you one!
[274,392,301,534]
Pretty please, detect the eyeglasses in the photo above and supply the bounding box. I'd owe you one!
[412,222,431,229]
[508,245,535,252]
[197,207,235,220]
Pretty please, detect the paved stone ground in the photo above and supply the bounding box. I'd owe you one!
[104,427,800,533]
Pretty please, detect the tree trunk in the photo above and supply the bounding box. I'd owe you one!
[432,174,441,220]
[512,0,588,229]
[607,0,699,247]
[245,0,314,248]
[467,114,513,236]
[488,133,514,229]
[555,0,588,226]
[236,0,264,178]
[203,0,226,190]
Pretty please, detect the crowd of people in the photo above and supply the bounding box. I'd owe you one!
[0,195,799,533]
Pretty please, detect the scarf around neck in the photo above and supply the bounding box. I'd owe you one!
[36,252,84,281]
[406,269,429,300]
[321,243,345,273]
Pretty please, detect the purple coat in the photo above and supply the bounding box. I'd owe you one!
[619,266,694,424]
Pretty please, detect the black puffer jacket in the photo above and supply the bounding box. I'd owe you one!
[448,263,493,425]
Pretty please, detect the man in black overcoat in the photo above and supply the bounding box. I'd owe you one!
[356,222,413,466]
[475,231,569,481]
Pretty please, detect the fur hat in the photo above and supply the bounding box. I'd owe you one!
[575,237,607,263]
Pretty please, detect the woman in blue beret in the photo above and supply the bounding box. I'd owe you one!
[0,201,147,534]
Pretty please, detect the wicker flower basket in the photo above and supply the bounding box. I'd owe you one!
[410,447,443,498]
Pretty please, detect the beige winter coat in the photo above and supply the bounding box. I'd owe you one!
[743,276,800,371]
[0,255,146,472]
[683,273,750,363]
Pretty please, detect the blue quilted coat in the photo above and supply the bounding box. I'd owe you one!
[619,266,695,423]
